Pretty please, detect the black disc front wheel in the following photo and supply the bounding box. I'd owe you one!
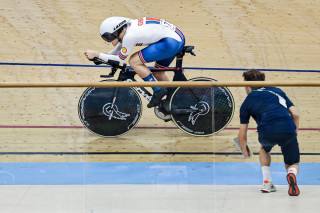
[78,87,142,137]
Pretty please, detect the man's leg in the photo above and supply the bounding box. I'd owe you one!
[285,163,299,173]
[286,163,300,196]
[259,146,271,167]
[281,134,300,196]
[260,146,276,192]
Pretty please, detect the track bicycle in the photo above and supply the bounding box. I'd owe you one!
[78,46,235,137]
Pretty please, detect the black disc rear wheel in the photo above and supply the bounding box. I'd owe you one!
[169,77,235,136]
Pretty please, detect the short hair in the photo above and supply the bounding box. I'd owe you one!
[242,69,265,81]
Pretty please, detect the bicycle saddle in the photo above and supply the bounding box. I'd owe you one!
[182,46,196,56]
[183,46,194,53]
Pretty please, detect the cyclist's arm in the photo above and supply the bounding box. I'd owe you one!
[99,36,135,64]
[98,53,122,63]
[84,50,121,63]
[107,44,122,55]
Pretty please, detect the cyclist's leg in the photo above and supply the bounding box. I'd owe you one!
[129,53,152,78]
[155,38,185,63]
[129,53,161,92]
[142,37,185,63]
[152,58,174,81]
[130,37,185,81]
[130,38,184,107]
[153,39,185,81]
[129,51,167,108]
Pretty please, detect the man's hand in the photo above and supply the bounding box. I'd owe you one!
[84,50,100,60]
[238,123,250,158]
[240,144,251,159]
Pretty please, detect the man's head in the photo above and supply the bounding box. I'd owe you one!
[242,69,265,81]
[242,69,265,94]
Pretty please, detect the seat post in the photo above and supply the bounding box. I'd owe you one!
[173,51,187,81]
[175,51,184,69]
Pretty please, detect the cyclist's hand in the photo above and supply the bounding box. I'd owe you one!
[84,50,100,60]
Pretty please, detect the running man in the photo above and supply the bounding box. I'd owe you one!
[237,69,300,196]
[84,17,185,108]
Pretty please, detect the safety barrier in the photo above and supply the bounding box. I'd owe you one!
[0,81,319,88]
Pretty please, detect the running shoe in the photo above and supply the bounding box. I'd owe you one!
[261,180,277,193]
[287,173,300,196]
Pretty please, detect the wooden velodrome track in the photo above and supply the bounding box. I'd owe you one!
[0,0,319,164]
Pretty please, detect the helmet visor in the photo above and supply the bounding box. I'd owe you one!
[101,32,117,42]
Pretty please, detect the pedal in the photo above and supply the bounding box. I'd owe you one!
[154,101,172,122]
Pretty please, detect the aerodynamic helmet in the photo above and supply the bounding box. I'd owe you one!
[99,16,130,42]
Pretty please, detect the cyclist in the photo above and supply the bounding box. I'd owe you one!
[84,16,185,108]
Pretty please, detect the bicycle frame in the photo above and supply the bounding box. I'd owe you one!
[97,46,195,105]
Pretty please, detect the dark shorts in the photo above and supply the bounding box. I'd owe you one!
[258,133,300,165]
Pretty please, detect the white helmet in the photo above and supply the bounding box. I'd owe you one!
[99,16,130,42]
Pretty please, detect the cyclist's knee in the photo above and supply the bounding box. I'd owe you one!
[129,53,142,68]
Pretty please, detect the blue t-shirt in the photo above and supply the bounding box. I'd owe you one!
[240,87,296,136]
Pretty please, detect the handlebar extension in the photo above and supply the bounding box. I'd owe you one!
[89,46,196,78]
[90,58,126,78]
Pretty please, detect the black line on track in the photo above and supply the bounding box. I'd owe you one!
[0,152,319,155]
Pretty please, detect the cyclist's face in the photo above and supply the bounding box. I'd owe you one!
[112,39,119,46]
